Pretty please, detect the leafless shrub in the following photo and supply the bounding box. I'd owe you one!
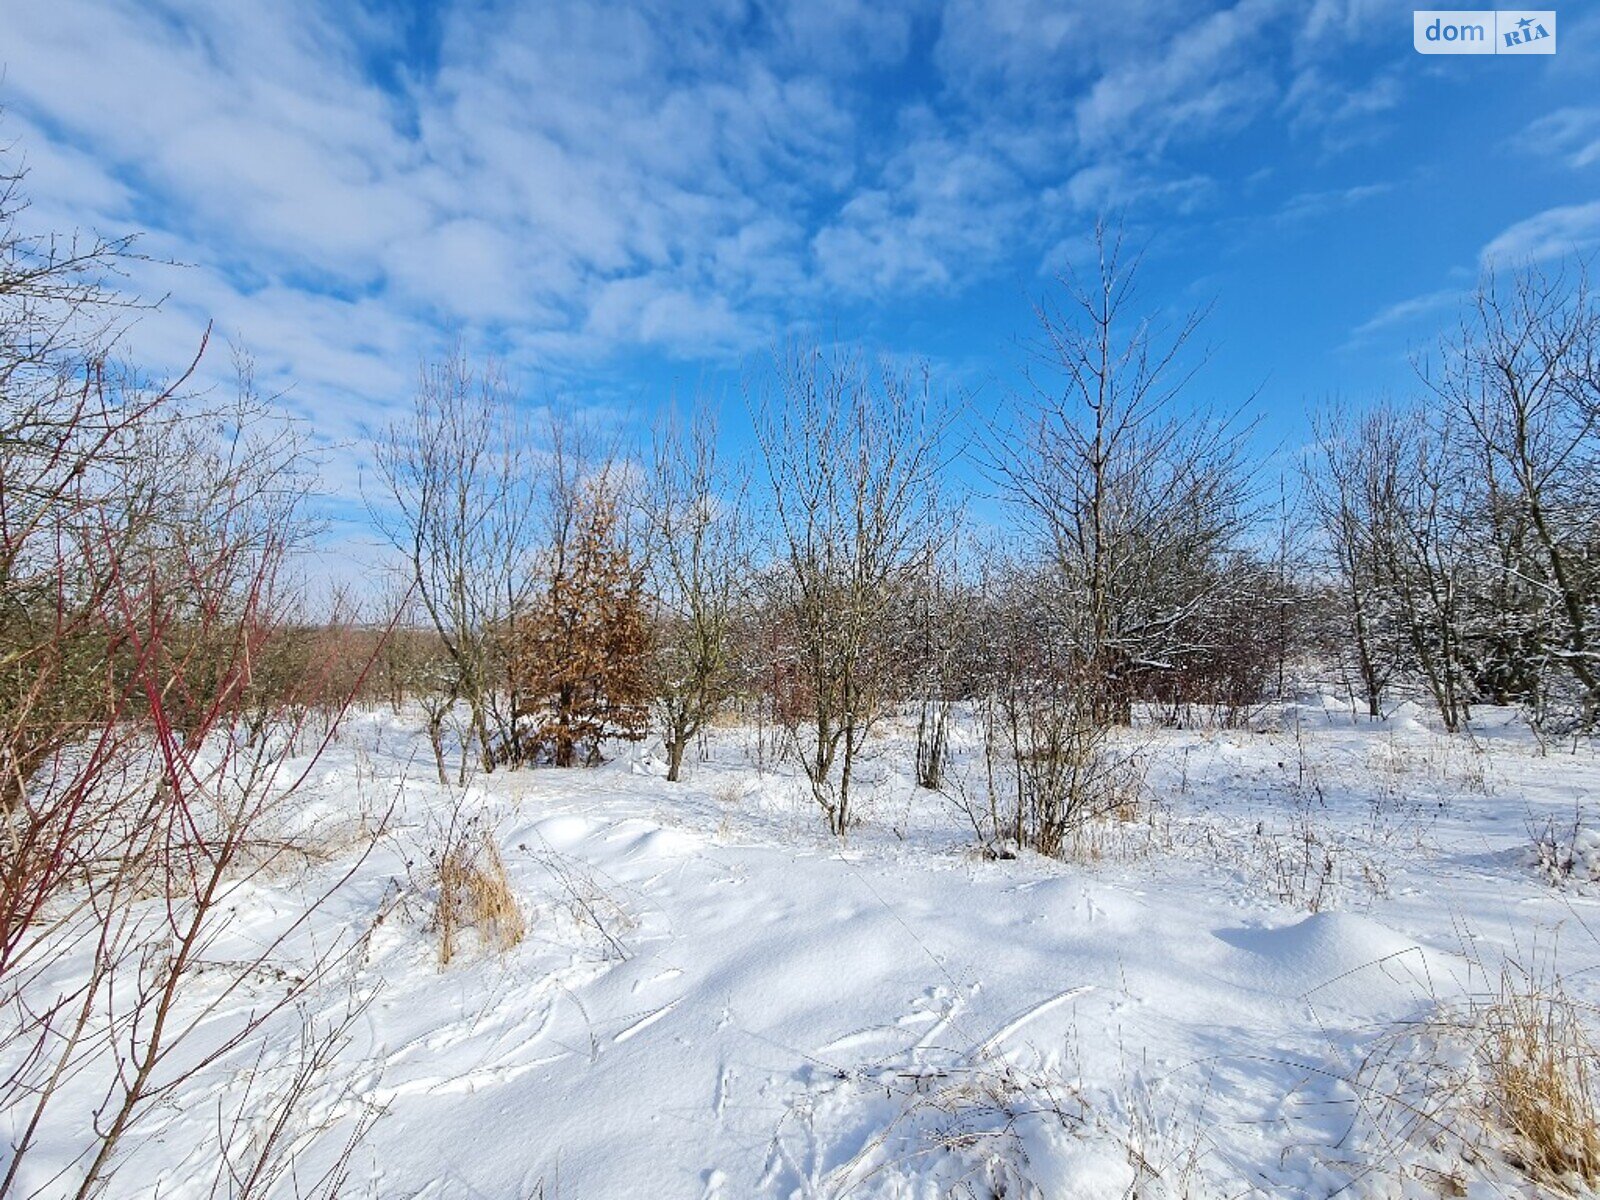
[205,995,386,1200]
[949,567,1151,859]
[780,1037,1220,1199]
[0,155,388,1198]
[798,1055,1090,1197]
[640,403,748,782]
[1062,765,1156,865]
[526,843,635,963]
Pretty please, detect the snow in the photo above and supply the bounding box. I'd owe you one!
[8,702,1600,1198]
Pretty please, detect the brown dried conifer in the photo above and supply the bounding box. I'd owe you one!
[510,483,651,767]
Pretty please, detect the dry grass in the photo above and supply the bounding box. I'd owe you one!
[789,1043,1219,1198]
[1062,767,1161,865]
[1480,968,1600,1188]
[435,834,526,966]
[812,1055,1091,1196]
[1353,961,1600,1195]
[710,775,746,807]
[1528,810,1600,887]
[529,845,635,962]
[1367,730,1495,797]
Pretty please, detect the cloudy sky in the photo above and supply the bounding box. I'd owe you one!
[4,0,1598,548]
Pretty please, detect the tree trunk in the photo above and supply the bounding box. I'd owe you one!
[917,700,948,790]
[428,713,448,785]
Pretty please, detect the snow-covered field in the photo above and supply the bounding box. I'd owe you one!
[13,701,1600,1199]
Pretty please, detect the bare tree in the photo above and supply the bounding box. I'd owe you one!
[0,151,386,1197]
[640,404,747,782]
[1429,261,1600,730]
[371,354,540,771]
[1303,263,1600,734]
[0,157,166,829]
[1,370,383,1200]
[752,345,951,836]
[1381,408,1480,731]
[1307,404,1411,719]
[906,542,973,790]
[995,221,1255,726]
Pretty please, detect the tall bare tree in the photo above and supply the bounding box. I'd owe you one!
[1307,404,1412,719]
[372,354,539,771]
[995,221,1254,725]
[641,405,747,782]
[752,346,951,836]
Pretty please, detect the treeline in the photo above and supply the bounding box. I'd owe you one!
[367,228,1599,846]
[369,229,1280,840]
[1308,268,1600,734]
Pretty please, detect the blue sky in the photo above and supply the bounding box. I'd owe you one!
[4,0,1599,561]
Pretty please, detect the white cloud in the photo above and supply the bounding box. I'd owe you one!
[1349,287,1463,340]
[1283,0,1406,151]
[932,0,1089,98]
[584,276,759,356]
[2,0,869,371]
[1284,66,1401,133]
[4,0,1373,398]
[1074,0,1285,152]
[1274,181,1390,225]
[0,0,1491,520]
[810,126,1030,295]
[1296,0,1392,55]
[1521,108,1600,170]
[1052,163,1215,216]
[381,218,556,325]
[1481,201,1600,267]
[775,0,920,71]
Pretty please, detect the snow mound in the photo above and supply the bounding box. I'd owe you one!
[604,819,702,860]
[1215,912,1455,1016]
[528,812,601,848]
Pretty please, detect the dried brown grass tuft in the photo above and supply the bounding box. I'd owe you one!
[1354,960,1600,1195]
[1480,969,1600,1188]
[436,834,525,965]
